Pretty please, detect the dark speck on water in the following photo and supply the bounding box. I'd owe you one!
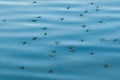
[99,21,103,23]
[113,39,118,42]
[90,2,94,5]
[52,50,57,53]
[103,64,109,68]
[90,52,94,55]
[22,41,27,45]
[96,8,99,11]
[49,54,54,57]
[20,66,25,69]
[67,6,70,9]
[86,29,89,32]
[100,38,105,42]
[48,69,54,73]
[68,46,75,53]
[3,19,6,22]
[84,10,88,13]
[80,14,83,16]
[55,41,60,45]
[60,18,64,21]
[82,25,86,28]
[32,19,37,22]
[32,37,38,40]
[80,40,84,42]
[70,49,75,53]
[44,32,47,36]
[68,46,73,49]
[33,1,36,3]
[36,16,41,18]
[97,6,99,8]
[42,27,47,30]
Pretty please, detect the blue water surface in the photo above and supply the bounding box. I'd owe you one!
[0,0,120,80]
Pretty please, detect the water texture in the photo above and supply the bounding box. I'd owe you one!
[0,0,120,80]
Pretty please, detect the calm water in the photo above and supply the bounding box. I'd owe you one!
[0,0,120,80]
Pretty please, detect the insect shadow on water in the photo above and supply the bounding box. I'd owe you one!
[80,14,83,17]
[32,19,37,22]
[90,2,94,5]
[60,18,64,21]
[80,39,84,42]
[96,8,99,11]
[96,6,99,8]
[54,41,60,45]
[2,19,6,22]
[42,27,47,30]
[68,46,73,49]
[68,46,75,53]
[36,16,41,18]
[32,37,38,40]
[100,38,105,42]
[113,39,118,42]
[52,50,57,53]
[49,50,57,58]
[49,54,55,58]
[96,6,99,11]
[90,52,94,55]
[82,25,86,28]
[44,32,47,36]
[99,21,103,23]
[85,29,90,32]
[22,41,27,45]
[33,1,37,4]
[17,66,25,70]
[48,69,54,73]
[84,10,88,13]
[70,49,75,53]
[67,6,70,9]
[103,64,109,68]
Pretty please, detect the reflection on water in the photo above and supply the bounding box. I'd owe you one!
[0,0,120,80]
